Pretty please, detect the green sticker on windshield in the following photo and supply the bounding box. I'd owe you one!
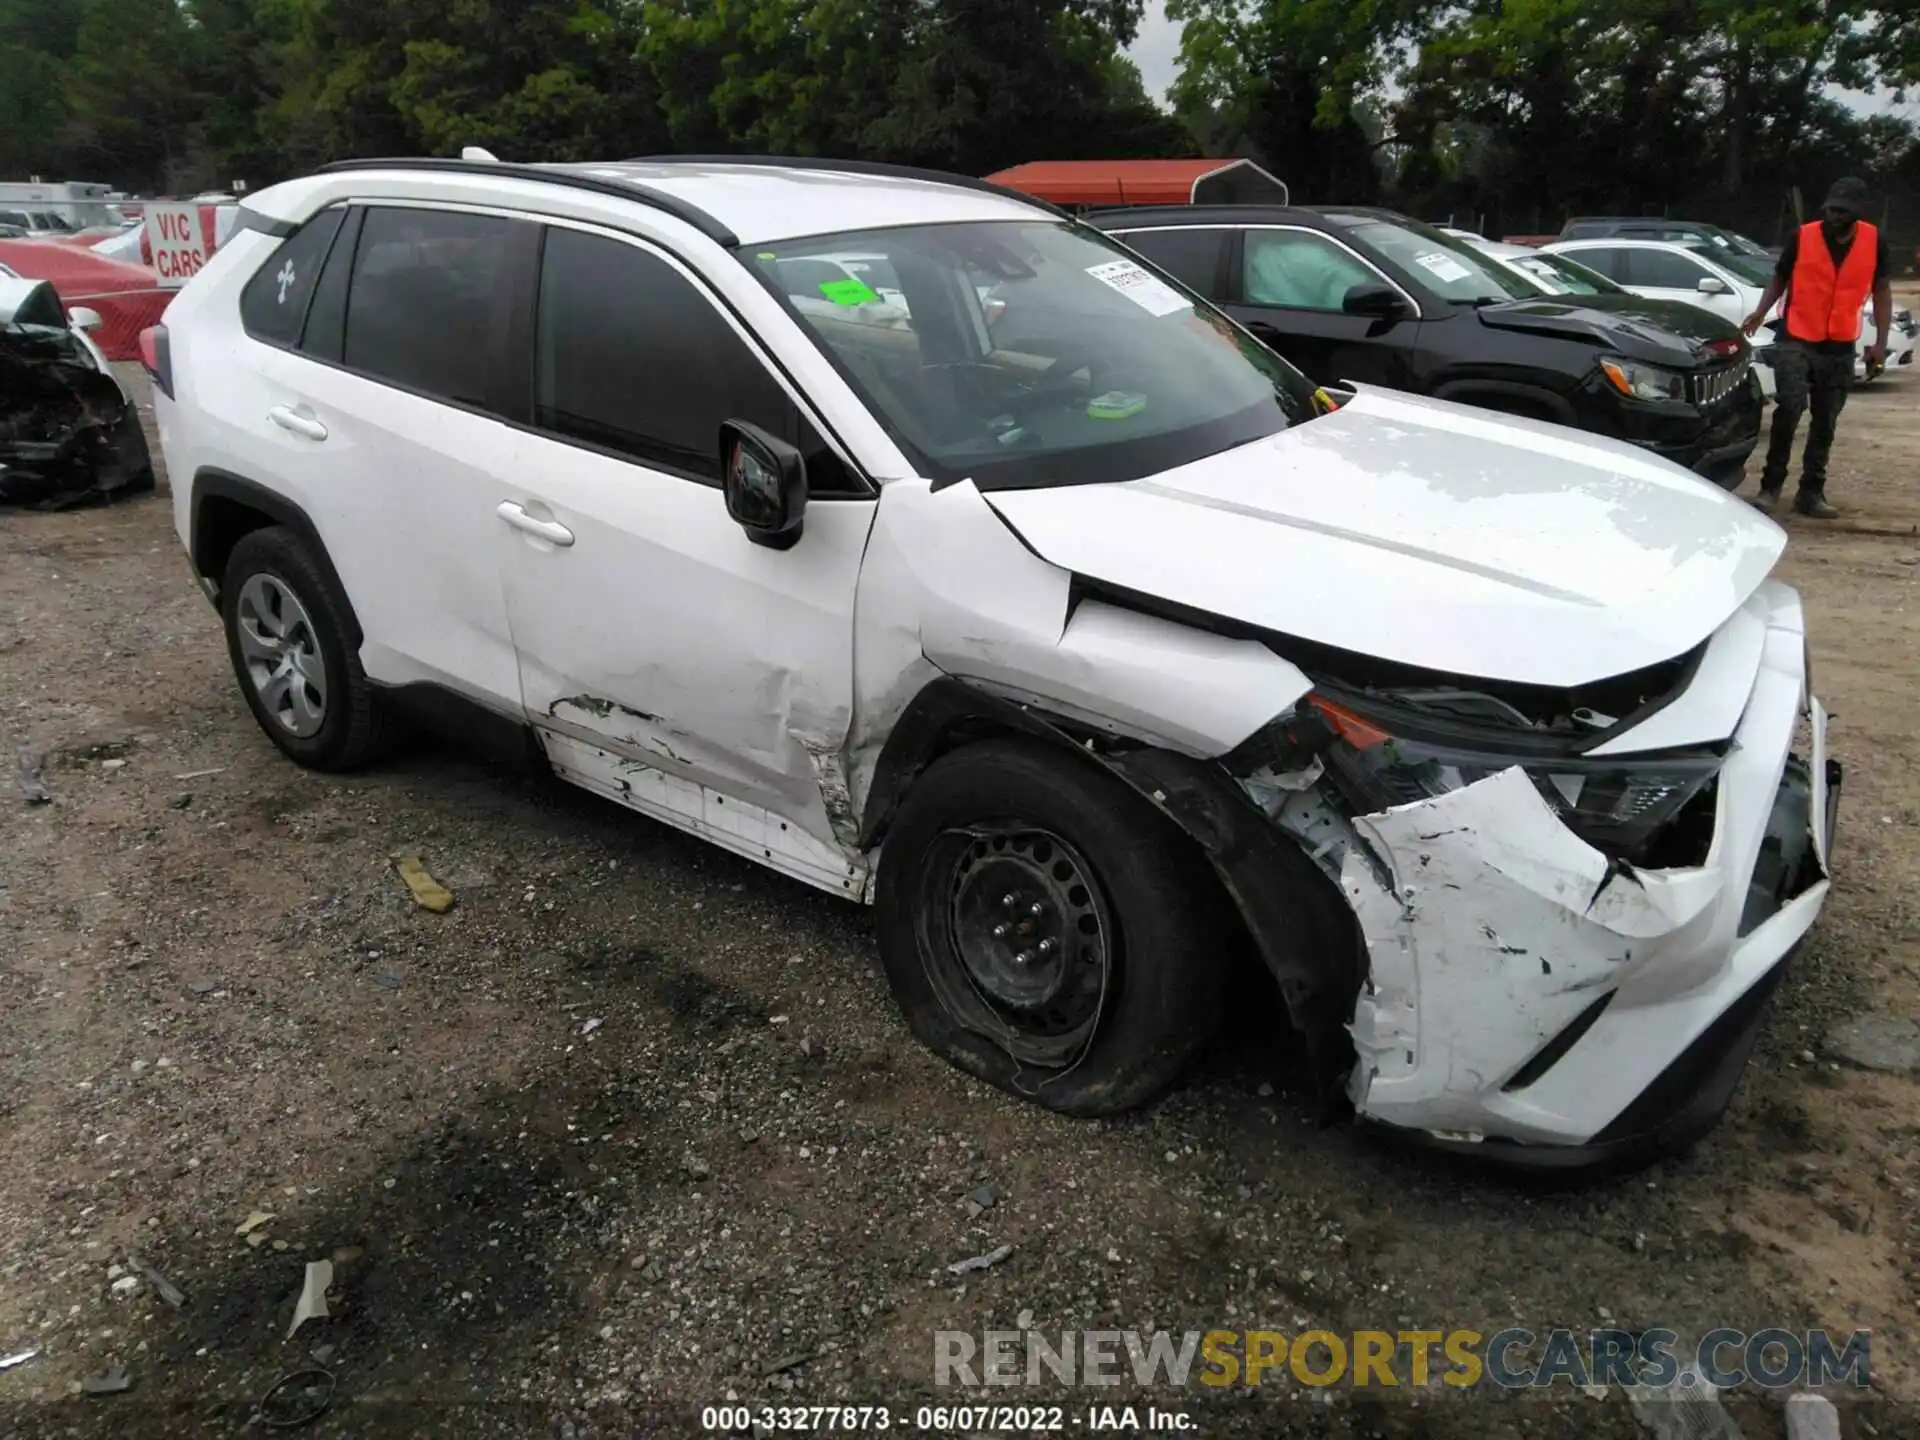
[819,277,881,307]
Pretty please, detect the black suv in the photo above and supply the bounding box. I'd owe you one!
[1092,205,1763,488]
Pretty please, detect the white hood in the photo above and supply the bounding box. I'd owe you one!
[982,388,1784,688]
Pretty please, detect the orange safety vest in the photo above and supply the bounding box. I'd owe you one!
[1784,219,1877,344]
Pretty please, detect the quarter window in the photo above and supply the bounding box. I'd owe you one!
[240,208,345,347]
[342,207,526,412]
[534,226,848,488]
[1241,230,1379,311]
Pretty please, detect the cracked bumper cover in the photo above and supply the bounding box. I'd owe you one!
[1338,581,1832,1165]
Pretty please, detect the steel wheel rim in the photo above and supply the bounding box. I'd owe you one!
[919,822,1114,1068]
[235,573,328,738]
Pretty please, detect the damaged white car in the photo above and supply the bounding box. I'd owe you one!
[150,157,1837,1172]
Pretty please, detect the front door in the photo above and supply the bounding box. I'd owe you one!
[1222,227,1421,389]
[497,223,876,894]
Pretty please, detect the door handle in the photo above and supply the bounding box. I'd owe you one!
[496,501,574,547]
[267,405,328,441]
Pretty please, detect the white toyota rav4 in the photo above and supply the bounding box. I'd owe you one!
[148,156,1838,1173]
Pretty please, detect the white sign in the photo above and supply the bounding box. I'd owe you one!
[145,204,207,289]
[1414,252,1473,284]
[1085,259,1192,317]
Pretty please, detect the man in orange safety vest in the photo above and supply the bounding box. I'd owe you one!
[1740,176,1892,519]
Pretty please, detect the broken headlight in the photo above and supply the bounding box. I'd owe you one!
[1599,355,1687,403]
[1302,696,1720,859]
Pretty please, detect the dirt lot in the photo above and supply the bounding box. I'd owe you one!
[3,342,1918,1440]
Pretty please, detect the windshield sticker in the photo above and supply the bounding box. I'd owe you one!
[1084,259,1191,317]
[819,277,882,307]
[1414,252,1473,284]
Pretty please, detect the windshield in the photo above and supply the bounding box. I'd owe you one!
[1502,250,1624,297]
[749,220,1320,491]
[1688,244,1771,286]
[1337,216,1548,303]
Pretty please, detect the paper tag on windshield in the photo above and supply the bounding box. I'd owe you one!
[1414,253,1473,284]
[1085,259,1191,317]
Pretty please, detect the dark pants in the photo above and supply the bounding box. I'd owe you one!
[1760,339,1851,497]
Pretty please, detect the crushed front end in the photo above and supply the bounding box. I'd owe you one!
[1232,581,1834,1171]
[0,319,153,510]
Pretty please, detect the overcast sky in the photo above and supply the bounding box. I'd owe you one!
[1124,0,1916,119]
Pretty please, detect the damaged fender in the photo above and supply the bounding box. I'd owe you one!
[1343,766,1719,1136]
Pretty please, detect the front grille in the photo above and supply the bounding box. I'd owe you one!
[1688,356,1750,408]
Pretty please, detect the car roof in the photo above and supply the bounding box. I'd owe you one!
[294,156,1056,248]
[1088,204,1330,229]
[1090,203,1428,232]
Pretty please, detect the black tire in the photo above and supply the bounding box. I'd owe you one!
[874,738,1228,1116]
[221,526,393,771]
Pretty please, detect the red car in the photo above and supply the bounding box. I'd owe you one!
[0,239,171,362]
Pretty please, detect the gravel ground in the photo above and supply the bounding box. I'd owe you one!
[2,349,1918,1440]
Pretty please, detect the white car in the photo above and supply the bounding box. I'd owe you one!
[1543,236,1895,382]
[147,157,1836,1171]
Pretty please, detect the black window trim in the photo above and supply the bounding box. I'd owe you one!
[238,198,543,434]
[1207,221,1425,317]
[238,200,351,350]
[526,213,875,499]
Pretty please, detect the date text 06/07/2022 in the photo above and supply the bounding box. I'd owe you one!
[699,1403,1195,1431]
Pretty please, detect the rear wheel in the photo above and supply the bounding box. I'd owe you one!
[221,526,392,771]
[875,739,1228,1116]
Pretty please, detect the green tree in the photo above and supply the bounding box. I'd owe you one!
[0,0,83,178]
[1169,0,1421,197]
[62,0,207,189]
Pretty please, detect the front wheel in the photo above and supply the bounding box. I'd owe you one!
[874,739,1228,1116]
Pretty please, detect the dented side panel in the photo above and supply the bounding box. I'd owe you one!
[847,480,1312,818]
[498,442,877,854]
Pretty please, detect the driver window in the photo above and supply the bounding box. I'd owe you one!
[1242,231,1378,311]
[535,226,855,491]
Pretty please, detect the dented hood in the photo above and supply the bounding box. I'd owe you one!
[982,387,1784,687]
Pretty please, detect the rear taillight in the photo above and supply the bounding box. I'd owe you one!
[139,325,173,399]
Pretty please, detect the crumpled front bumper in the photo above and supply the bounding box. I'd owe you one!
[1337,581,1832,1170]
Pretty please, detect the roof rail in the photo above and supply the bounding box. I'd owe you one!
[311,157,739,246]
[625,154,1072,221]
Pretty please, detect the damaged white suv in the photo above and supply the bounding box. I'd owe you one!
[149,156,1838,1172]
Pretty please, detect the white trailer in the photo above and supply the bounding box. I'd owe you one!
[0,181,127,230]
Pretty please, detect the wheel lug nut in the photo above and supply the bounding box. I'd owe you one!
[1002,892,1017,909]
[1037,939,1055,955]
[1014,950,1033,966]
[992,924,1009,939]
[1029,902,1044,916]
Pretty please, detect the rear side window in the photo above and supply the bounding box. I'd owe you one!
[343,207,526,411]
[1627,249,1712,288]
[534,226,848,487]
[1567,247,1629,281]
[1118,228,1228,297]
[240,208,345,347]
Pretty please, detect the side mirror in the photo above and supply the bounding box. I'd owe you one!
[1696,276,1729,296]
[721,420,807,550]
[1342,283,1411,320]
[68,306,103,332]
